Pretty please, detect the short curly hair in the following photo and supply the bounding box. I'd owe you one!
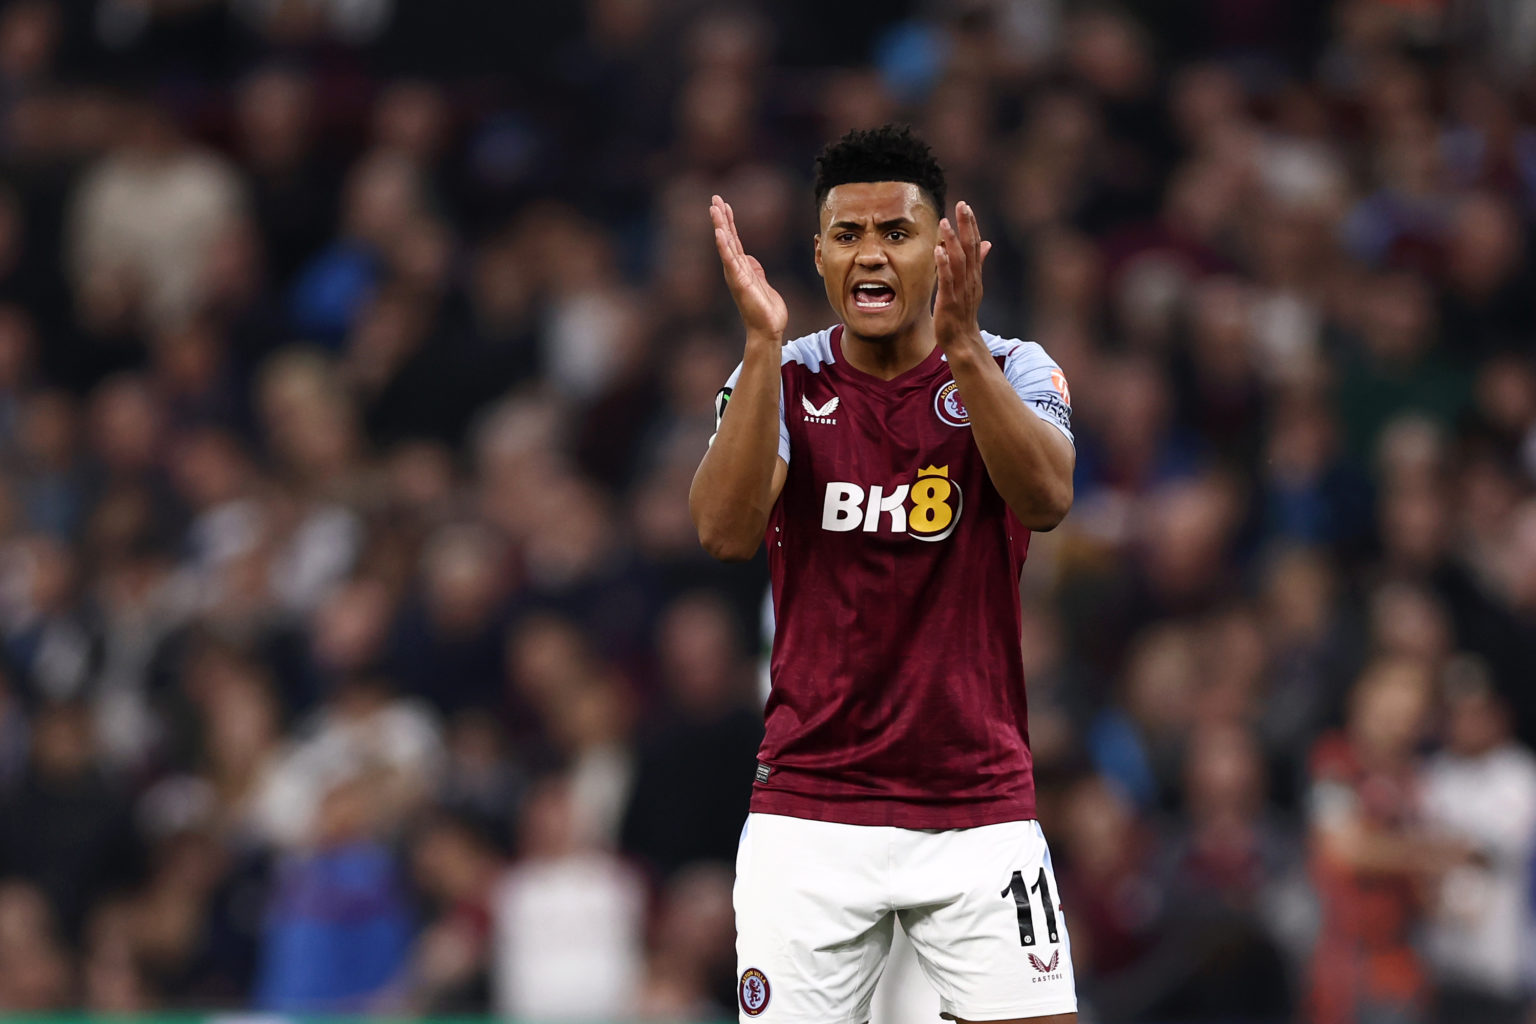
[813,124,946,216]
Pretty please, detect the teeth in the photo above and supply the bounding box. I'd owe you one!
[853,282,893,308]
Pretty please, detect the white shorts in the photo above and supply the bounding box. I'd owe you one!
[734,813,1077,1023]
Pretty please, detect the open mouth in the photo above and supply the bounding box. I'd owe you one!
[852,282,896,310]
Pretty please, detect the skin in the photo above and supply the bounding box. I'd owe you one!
[813,180,944,377]
[1315,663,1473,878]
[692,181,1077,1021]
[691,181,1074,560]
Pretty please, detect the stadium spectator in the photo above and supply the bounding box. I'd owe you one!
[1053,773,1163,1021]
[0,880,71,1009]
[635,863,737,1018]
[489,774,645,1020]
[1152,722,1296,1022]
[0,699,141,939]
[66,91,246,340]
[619,592,762,880]
[255,673,443,851]
[1307,656,1470,1024]
[401,811,506,1014]
[254,773,414,1011]
[1420,659,1536,1024]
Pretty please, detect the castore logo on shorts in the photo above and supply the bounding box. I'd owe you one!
[1029,949,1063,983]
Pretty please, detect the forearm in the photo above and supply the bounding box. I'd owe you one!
[690,333,784,560]
[1319,823,1469,877]
[945,339,1074,530]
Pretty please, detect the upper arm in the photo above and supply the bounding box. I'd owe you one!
[770,456,788,506]
[1001,341,1076,489]
[1002,342,1075,447]
[711,363,792,466]
[1036,420,1076,478]
[1000,348,1073,481]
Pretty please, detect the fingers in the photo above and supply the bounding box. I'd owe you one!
[936,203,987,328]
[709,201,726,245]
[710,195,744,261]
[939,216,976,309]
[956,201,983,262]
[712,217,738,271]
[725,196,740,241]
[711,195,757,285]
[709,197,732,259]
[948,201,991,286]
[714,227,740,278]
[938,217,966,277]
[934,241,956,310]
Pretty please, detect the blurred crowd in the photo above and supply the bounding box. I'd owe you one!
[0,0,1532,1022]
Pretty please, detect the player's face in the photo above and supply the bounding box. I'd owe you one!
[814,181,940,342]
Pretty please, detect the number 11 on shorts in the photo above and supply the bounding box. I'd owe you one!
[1001,868,1059,946]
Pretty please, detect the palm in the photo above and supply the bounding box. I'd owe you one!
[933,200,993,350]
[711,196,789,337]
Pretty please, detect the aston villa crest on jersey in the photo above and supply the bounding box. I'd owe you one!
[934,379,969,426]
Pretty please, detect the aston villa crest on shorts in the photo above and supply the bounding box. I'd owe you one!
[739,967,771,1015]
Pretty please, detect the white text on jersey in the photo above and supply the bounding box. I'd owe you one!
[819,466,962,542]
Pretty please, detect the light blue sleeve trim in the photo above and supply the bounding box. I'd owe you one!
[985,333,1075,445]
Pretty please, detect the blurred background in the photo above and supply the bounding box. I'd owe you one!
[0,0,1531,1022]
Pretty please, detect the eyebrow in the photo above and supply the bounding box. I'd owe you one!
[829,217,917,233]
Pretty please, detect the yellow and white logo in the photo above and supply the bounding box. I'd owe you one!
[820,464,963,541]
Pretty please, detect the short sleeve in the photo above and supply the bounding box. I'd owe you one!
[710,361,791,464]
[1001,342,1074,445]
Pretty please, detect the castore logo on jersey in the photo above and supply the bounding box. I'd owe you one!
[820,464,963,541]
[801,394,839,425]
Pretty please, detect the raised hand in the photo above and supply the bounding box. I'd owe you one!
[711,195,789,341]
[933,200,993,352]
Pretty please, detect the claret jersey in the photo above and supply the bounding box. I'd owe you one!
[715,325,1074,829]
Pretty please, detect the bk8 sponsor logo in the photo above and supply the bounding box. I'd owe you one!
[821,465,963,542]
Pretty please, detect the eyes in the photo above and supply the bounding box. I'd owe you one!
[834,230,909,244]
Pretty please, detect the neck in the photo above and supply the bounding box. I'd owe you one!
[840,318,937,381]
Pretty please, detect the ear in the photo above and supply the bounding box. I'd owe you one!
[813,234,824,278]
